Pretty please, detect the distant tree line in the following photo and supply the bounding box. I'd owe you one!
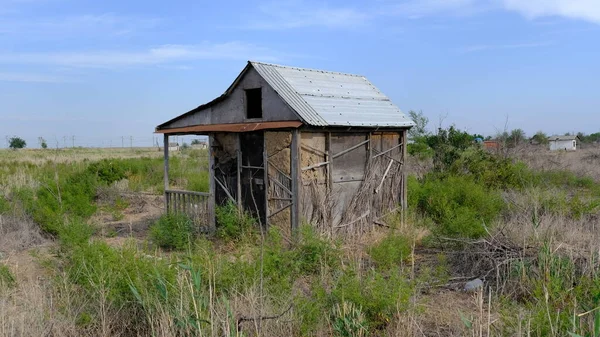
[406,110,600,158]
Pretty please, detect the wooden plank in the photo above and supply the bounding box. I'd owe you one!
[164,189,210,197]
[372,143,403,159]
[301,161,330,171]
[163,134,169,211]
[290,129,300,233]
[268,203,292,218]
[269,176,292,195]
[331,139,370,159]
[208,134,216,232]
[215,177,236,203]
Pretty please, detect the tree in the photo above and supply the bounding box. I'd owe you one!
[427,126,474,171]
[8,136,26,150]
[38,137,48,149]
[531,131,549,145]
[407,110,433,158]
[508,129,526,147]
[191,139,202,145]
[407,110,428,140]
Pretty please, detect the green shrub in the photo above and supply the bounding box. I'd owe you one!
[331,269,412,328]
[368,233,412,270]
[22,167,98,234]
[215,202,255,241]
[293,226,340,274]
[87,160,126,185]
[409,175,504,238]
[150,213,194,250]
[0,263,16,289]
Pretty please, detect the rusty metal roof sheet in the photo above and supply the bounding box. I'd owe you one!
[251,61,415,128]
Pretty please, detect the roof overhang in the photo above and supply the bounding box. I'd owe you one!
[155,121,303,135]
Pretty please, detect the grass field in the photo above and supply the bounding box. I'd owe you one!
[1,144,600,336]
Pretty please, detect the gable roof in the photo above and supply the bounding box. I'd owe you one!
[157,61,414,130]
[251,62,414,127]
[549,135,579,141]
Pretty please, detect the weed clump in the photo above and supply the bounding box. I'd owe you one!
[409,175,504,238]
[368,233,412,270]
[0,263,16,289]
[215,202,255,241]
[150,213,194,250]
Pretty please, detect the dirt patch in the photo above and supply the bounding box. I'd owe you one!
[92,192,164,239]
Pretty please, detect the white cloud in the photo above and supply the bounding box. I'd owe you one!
[501,0,600,24]
[0,72,72,83]
[246,2,370,29]
[460,41,552,53]
[0,13,160,38]
[385,0,487,18]
[0,42,284,68]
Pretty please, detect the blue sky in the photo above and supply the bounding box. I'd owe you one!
[1,0,600,148]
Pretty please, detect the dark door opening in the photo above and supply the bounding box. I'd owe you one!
[240,132,266,226]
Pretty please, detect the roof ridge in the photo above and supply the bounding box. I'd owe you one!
[249,60,364,78]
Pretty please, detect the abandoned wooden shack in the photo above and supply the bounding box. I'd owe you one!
[155,61,415,234]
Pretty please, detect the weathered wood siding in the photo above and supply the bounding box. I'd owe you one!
[166,68,300,129]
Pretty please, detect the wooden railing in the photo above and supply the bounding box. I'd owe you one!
[165,189,210,228]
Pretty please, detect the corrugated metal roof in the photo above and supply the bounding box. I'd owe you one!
[549,135,578,141]
[251,61,415,128]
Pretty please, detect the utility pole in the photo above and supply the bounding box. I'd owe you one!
[63,136,67,149]
[130,136,133,149]
[72,135,75,148]
[121,136,124,148]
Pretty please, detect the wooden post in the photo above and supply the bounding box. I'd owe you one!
[290,129,300,233]
[208,134,216,233]
[236,133,242,212]
[263,132,269,228]
[326,132,333,193]
[163,134,169,212]
[400,130,408,226]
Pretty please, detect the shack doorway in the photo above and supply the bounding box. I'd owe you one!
[240,132,267,226]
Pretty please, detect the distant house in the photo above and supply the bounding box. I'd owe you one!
[483,140,501,151]
[191,141,208,150]
[548,135,578,151]
[168,142,179,151]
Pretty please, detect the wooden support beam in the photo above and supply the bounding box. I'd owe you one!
[372,143,403,159]
[326,132,333,194]
[290,129,300,233]
[263,133,269,228]
[163,134,169,211]
[236,134,242,212]
[208,134,216,233]
[215,177,236,203]
[331,139,370,159]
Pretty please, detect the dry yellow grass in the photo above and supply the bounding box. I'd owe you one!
[0,147,162,165]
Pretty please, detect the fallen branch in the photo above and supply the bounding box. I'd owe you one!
[237,304,293,331]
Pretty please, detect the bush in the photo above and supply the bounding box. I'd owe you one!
[368,233,412,270]
[150,213,195,250]
[215,202,255,240]
[293,226,340,274]
[331,269,412,328]
[87,160,126,185]
[409,175,504,238]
